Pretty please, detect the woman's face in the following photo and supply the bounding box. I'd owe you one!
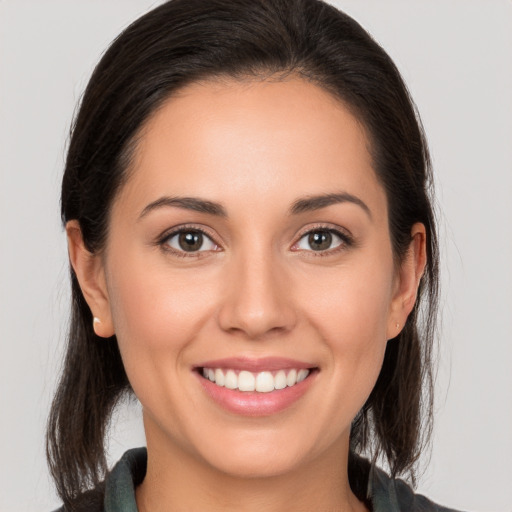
[91,78,414,477]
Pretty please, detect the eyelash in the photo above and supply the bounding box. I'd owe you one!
[292,224,354,256]
[157,224,354,258]
[157,225,219,258]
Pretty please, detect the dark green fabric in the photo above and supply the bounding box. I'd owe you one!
[367,463,464,512]
[55,447,465,511]
[104,448,146,512]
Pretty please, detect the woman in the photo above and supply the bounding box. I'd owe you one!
[47,0,463,510]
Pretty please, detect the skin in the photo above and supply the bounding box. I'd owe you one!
[68,78,426,512]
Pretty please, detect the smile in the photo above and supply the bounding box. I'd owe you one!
[201,368,310,392]
[196,359,317,416]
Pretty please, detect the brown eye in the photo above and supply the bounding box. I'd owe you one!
[308,231,333,251]
[178,231,203,251]
[294,229,347,253]
[164,229,217,253]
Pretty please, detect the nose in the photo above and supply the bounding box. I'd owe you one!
[217,250,297,339]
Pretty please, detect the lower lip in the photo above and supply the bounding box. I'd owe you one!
[197,371,317,417]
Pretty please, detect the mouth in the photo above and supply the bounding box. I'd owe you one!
[199,367,312,392]
[194,358,318,416]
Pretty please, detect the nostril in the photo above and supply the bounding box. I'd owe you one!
[217,305,297,339]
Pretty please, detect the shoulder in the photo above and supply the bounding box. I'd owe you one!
[51,448,146,512]
[369,463,466,512]
[349,453,466,511]
[51,483,105,512]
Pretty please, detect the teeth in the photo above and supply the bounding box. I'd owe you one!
[286,369,297,387]
[201,367,311,392]
[274,370,287,390]
[238,371,255,392]
[255,371,274,392]
[214,368,225,387]
[225,370,238,390]
[297,369,309,383]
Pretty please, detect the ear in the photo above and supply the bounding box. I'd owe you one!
[66,220,115,338]
[387,222,427,339]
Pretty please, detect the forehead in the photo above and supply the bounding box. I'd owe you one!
[116,77,385,218]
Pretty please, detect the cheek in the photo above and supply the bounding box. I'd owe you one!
[301,261,394,343]
[297,254,394,391]
[104,253,219,374]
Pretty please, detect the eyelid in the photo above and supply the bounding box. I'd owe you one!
[155,222,353,257]
[291,223,354,254]
[157,224,222,256]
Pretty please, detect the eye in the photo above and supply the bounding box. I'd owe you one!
[163,229,218,253]
[294,229,348,252]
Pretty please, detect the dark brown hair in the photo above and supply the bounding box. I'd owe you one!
[48,0,438,507]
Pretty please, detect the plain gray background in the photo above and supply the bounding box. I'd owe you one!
[1,1,511,510]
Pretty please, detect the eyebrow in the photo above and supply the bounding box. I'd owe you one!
[139,196,227,219]
[139,191,371,220]
[290,192,372,219]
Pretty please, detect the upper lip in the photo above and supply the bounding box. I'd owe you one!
[195,357,316,372]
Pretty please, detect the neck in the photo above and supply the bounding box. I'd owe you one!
[136,421,367,512]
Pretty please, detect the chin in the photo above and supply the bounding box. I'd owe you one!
[205,449,305,479]
[190,423,339,480]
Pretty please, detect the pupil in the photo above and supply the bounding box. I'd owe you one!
[309,231,332,251]
[178,231,203,251]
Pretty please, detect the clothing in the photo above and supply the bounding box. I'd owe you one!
[54,447,464,512]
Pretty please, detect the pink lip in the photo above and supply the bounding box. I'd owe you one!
[195,356,314,372]
[194,357,318,417]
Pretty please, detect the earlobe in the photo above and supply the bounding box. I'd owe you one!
[66,220,115,338]
[388,223,427,339]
